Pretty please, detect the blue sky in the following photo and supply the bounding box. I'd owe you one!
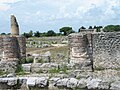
[0,0,120,34]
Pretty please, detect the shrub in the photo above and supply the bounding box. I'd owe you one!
[0,70,6,76]
[20,58,26,64]
[25,57,34,63]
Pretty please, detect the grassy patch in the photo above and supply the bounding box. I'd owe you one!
[15,64,25,75]
[95,67,105,71]
[49,65,68,74]
[114,68,120,71]
[49,68,60,73]
[0,70,6,76]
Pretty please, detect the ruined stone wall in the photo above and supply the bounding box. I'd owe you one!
[0,35,26,73]
[69,32,120,70]
[80,29,96,33]
[2,36,19,60]
[92,32,120,69]
[17,36,26,59]
[0,35,26,60]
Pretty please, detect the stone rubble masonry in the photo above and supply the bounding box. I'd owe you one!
[0,35,26,73]
[69,32,120,70]
[93,32,120,69]
[0,35,26,61]
[68,33,93,71]
[0,76,119,89]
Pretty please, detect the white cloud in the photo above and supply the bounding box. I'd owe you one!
[0,3,10,11]
[0,0,21,11]
[0,0,21,3]
[0,0,120,33]
[48,0,120,23]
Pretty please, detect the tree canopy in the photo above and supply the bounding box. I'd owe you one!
[46,30,56,36]
[103,25,120,32]
[78,26,86,32]
[59,27,75,36]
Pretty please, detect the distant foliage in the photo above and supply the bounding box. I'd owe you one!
[103,25,120,32]
[88,26,93,29]
[94,26,103,32]
[0,33,6,35]
[34,31,40,37]
[22,32,31,38]
[60,27,75,36]
[78,26,86,32]
[78,26,103,32]
[46,30,56,36]
[0,33,11,35]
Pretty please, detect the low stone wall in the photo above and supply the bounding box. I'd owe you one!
[0,75,119,90]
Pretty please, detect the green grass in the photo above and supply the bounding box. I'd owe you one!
[94,66,105,71]
[0,70,6,76]
[49,68,60,73]
[49,65,68,74]
[15,64,26,75]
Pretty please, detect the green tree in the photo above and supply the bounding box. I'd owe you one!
[93,26,97,29]
[7,33,11,35]
[78,26,86,32]
[29,30,33,37]
[46,30,56,36]
[34,31,40,37]
[103,25,120,32]
[60,27,75,36]
[88,26,92,29]
[22,30,33,38]
[40,32,47,37]
[22,32,31,38]
[0,33,6,35]
[94,26,103,32]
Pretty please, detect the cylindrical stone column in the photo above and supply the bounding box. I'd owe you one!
[68,33,92,70]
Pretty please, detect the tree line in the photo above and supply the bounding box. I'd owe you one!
[22,26,102,38]
[22,27,75,38]
[0,25,120,38]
